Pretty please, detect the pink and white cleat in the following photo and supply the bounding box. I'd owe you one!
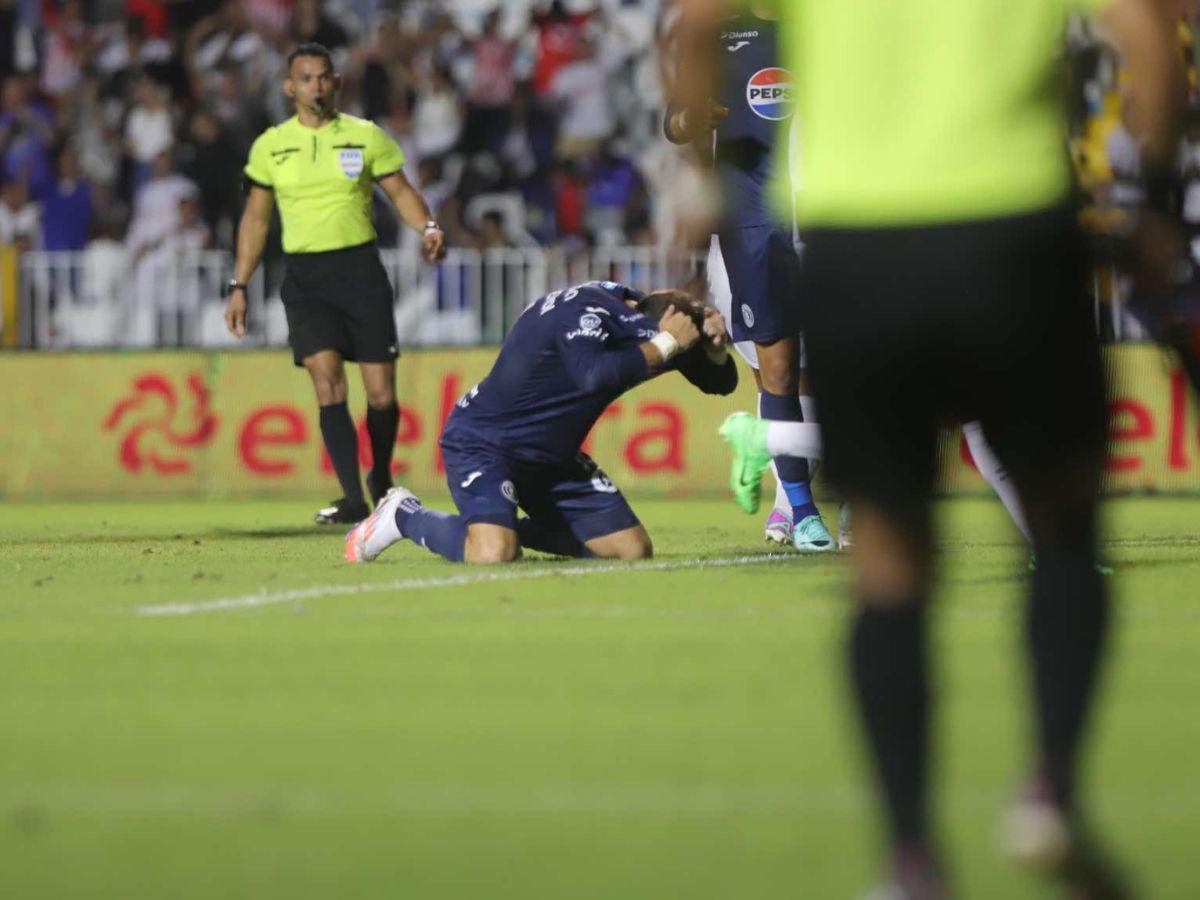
[344,486,416,563]
[764,508,793,545]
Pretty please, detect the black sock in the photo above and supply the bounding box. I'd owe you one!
[849,602,930,846]
[319,402,364,504]
[365,402,400,485]
[1028,553,1108,809]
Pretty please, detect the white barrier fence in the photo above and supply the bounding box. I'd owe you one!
[13,245,1140,349]
[14,246,704,350]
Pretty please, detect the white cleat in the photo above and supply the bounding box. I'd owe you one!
[764,508,793,545]
[344,486,416,563]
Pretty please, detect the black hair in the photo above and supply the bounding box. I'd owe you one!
[287,42,334,71]
[637,289,705,329]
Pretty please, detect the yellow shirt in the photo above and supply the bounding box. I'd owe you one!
[244,113,406,253]
[777,0,1112,227]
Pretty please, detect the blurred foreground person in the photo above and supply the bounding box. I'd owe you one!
[676,0,1179,897]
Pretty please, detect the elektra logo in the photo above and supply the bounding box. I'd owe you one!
[746,68,793,121]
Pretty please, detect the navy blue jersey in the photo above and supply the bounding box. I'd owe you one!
[444,281,737,465]
[714,14,790,228]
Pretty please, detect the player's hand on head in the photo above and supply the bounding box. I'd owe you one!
[422,226,446,263]
[224,292,247,338]
[659,304,701,350]
[702,306,728,348]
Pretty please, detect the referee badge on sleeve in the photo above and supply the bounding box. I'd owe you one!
[338,149,364,178]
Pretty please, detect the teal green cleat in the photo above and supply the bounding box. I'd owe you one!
[793,514,836,553]
[718,412,773,514]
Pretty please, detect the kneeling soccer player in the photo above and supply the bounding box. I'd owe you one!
[344,282,737,565]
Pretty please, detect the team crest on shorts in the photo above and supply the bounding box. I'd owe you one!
[338,149,364,178]
[741,304,755,328]
[591,470,618,494]
[500,480,518,504]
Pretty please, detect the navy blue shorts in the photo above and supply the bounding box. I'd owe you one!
[717,224,802,345]
[442,443,641,543]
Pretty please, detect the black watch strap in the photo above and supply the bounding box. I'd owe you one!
[225,279,247,297]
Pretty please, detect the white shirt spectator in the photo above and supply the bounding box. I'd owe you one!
[126,174,199,258]
[126,105,174,165]
[412,83,463,160]
[0,195,41,247]
[551,58,614,144]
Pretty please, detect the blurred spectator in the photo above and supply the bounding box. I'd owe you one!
[126,149,199,263]
[412,65,463,162]
[585,142,645,243]
[460,10,517,158]
[550,36,614,160]
[290,0,350,54]
[0,178,40,249]
[40,143,93,251]
[0,74,55,196]
[65,75,123,192]
[40,0,87,100]
[180,109,241,243]
[93,17,173,87]
[124,76,174,191]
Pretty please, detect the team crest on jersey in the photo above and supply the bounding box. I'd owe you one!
[579,313,602,331]
[338,149,364,178]
[746,68,793,121]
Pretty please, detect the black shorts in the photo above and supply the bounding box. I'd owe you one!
[800,205,1106,514]
[280,241,399,367]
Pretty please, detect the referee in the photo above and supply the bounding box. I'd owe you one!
[224,43,446,525]
[679,1,1177,897]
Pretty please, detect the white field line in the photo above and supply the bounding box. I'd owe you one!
[135,553,797,618]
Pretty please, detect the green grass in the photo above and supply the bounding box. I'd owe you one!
[1,496,1198,899]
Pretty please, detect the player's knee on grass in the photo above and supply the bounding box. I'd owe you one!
[586,526,653,561]
[464,524,521,565]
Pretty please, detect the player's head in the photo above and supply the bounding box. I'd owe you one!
[635,289,706,330]
[285,43,339,116]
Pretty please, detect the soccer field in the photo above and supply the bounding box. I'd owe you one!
[1,496,1198,899]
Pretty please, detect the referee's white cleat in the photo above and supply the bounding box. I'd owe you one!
[344,486,414,563]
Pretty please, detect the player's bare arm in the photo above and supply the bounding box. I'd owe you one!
[377,170,446,262]
[224,184,275,338]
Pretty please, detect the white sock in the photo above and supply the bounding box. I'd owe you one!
[798,393,820,481]
[764,421,824,460]
[962,420,1031,542]
[769,459,789,512]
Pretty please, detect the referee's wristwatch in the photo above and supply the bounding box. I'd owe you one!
[224,279,247,297]
[423,220,442,233]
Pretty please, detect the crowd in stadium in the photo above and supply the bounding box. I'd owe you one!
[0,0,673,260]
[2,0,1200,265]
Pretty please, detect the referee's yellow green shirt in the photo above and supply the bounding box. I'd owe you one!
[244,113,405,254]
[777,0,1112,228]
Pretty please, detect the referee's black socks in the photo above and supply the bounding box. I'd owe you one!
[850,601,931,848]
[319,402,365,504]
[366,402,400,489]
[1027,552,1109,810]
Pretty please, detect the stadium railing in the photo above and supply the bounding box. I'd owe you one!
[13,245,1130,349]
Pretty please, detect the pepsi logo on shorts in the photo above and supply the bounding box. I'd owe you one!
[746,68,792,121]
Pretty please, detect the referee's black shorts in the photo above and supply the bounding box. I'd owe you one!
[800,205,1106,517]
[280,241,399,368]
